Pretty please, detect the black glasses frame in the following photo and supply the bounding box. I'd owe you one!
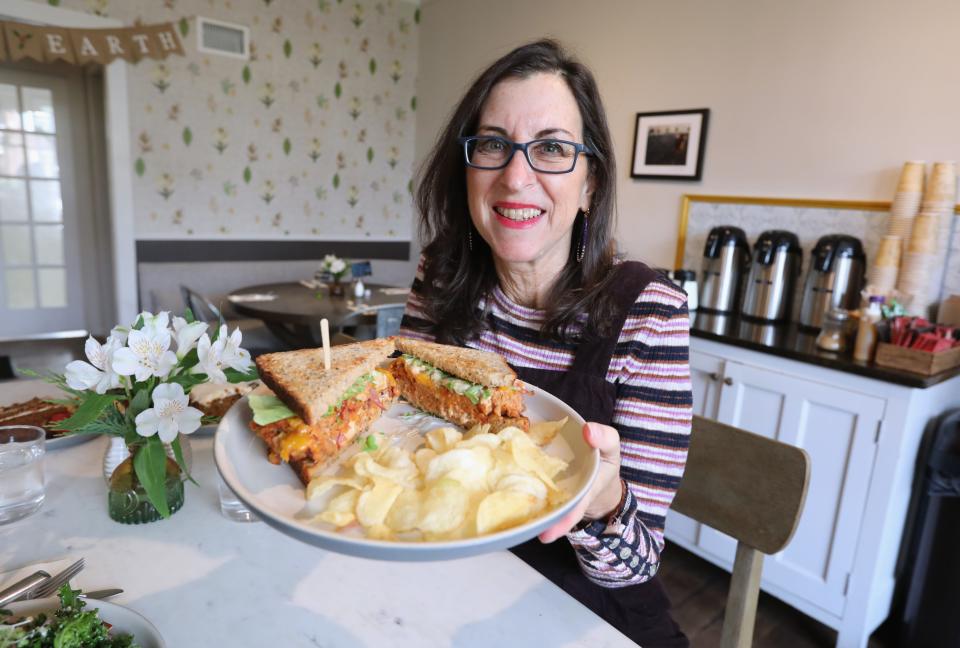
[457,136,592,174]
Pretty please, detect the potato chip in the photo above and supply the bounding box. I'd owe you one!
[305,475,368,501]
[366,523,395,541]
[353,452,418,487]
[456,432,501,450]
[423,446,493,492]
[385,488,422,532]
[356,477,404,528]
[509,436,567,491]
[463,422,491,439]
[418,478,471,533]
[476,490,539,535]
[495,473,548,504]
[425,426,462,452]
[528,417,567,446]
[414,447,437,474]
[317,488,361,527]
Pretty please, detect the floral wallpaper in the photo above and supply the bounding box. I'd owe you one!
[35,0,419,240]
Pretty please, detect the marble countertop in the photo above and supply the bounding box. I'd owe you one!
[690,311,960,388]
[1,434,633,648]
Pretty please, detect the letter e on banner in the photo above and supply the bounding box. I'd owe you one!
[43,28,75,64]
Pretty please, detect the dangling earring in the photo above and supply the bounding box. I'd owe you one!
[468,228,473,252]
[576,209,590,263]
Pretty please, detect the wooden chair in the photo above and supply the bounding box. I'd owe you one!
[671,416,811,648]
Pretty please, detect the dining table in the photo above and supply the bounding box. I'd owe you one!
[1,430,635,647]
[228,281,410,348]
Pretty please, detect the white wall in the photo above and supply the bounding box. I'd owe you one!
[415,0,960,268]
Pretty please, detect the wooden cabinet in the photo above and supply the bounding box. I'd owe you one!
[666,338,960,648]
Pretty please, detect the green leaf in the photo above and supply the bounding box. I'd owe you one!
[127,388,152,422]
[133,315,145,330]
[184,307,195,324]
[179,17,190,37]
[243,166,252,184]
[134,157,145,177]
[283,138,292,155]
[224,367,260,383]
[334,82,342,98]
[369,58,376,75]
[283,39,292,58]
[249,394,295,425]
[410,96,417,111]
[332,173,340,189]
[242,65,251,85]
[182,127,192,146]
[179,347,200,371]
[56,393,122,433]
[171,437,196,485]
[134,437,170,518]
[414,7,420,23]
[366,147,374,163]
[168,373,208,393]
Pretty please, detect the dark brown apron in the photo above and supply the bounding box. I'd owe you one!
[505,262,689,648]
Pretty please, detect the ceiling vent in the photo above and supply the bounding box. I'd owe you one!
[196,17,249,60]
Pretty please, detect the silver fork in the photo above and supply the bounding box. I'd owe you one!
[28,558,85,599]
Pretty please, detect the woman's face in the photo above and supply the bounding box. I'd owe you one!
[466,73,592,273]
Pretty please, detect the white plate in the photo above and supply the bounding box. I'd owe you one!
[0,379,96,451]
[214,388,599,561]
[5,596,164,647]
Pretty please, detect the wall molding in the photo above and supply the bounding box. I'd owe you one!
[136,239,410,263]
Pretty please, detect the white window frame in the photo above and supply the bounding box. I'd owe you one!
[196,17,250,61]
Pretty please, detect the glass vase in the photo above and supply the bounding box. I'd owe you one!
[329,279,345,297]
[107,455,184,524]
[102,435,193,483]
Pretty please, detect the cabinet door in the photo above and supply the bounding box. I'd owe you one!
[665,351,725,548]
[700,361,883,615]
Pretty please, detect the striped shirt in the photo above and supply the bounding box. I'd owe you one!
[400,260,692,588]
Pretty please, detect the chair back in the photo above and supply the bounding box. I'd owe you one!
[179,285,222,324]
[671,416,810,648]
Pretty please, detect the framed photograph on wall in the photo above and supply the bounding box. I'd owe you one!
[630,108,709,180]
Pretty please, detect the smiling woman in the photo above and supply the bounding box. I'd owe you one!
[401,40,693,647]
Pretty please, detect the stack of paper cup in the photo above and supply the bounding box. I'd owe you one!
[921,161,957,256]
[867,235,902,295]
[886,161,925,241]
[899,210,947,315]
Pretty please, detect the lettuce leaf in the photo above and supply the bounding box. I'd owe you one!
[249,394,296,425]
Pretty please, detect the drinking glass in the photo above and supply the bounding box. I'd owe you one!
[0,426,45,524]
[218,473,258,522]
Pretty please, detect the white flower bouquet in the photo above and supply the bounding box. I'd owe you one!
[46,310,257,518]
[320,254,349,281]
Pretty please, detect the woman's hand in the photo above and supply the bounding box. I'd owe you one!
[538,422,623,543]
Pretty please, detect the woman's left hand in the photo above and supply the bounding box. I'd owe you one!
[539,422,622,543]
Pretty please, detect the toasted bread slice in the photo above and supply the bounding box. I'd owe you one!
[394,337,517,387]
[255,338,395,425]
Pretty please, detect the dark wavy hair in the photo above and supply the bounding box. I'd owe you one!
[413,39,619,344]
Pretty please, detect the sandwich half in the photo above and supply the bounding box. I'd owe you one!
[250,338,398,485]
[389,337,528,432]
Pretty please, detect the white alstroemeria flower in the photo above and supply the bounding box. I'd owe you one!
[109,326,129,345]
[172,316,208,358]
[329,258,347,275]
[135,311,171,336]
[112,327,178,382]
[195,325,252,383]
[65,335,123,394]
[134,383,203,442]
[323,254,338,266]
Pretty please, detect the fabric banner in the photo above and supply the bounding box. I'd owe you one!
[0,20,184,65]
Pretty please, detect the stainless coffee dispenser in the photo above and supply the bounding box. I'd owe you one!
[698,226,750,313]
[741,230,802,322]
[798,234,866,329]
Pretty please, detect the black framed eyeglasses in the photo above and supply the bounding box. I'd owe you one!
[458,136,592,174]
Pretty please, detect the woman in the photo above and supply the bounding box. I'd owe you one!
[400,39,692,647]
